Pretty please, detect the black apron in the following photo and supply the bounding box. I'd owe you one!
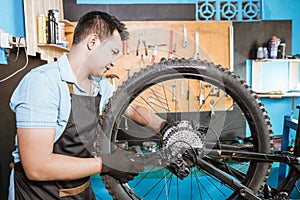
[14,83,101,199]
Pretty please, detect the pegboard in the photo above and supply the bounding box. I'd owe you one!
[106,21,233,112]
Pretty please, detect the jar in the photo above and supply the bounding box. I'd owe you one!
[257,47,263,59]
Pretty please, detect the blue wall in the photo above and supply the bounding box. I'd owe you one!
[0,0,25,37]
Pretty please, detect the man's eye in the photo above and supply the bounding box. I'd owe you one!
[112,49,120,55]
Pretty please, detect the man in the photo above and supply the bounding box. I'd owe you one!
[9,11,165,199]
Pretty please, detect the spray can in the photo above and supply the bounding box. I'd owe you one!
[268,35,280,59]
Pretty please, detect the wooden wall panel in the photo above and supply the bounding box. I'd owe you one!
[109,21,232,85]
[103,21,233,112]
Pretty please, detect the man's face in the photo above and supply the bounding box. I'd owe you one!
[84,31,122,77]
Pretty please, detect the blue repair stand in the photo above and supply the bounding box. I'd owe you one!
[278,114,298,185]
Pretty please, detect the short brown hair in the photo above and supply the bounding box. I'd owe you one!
[72,11,129,45]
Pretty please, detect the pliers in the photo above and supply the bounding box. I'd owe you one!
[136,33,148,56]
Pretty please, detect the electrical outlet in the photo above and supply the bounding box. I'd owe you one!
[0,33,12,48]
[13,37,26,47]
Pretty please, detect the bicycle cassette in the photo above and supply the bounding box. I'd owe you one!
[162,120,206,153]
[159,120,207,179]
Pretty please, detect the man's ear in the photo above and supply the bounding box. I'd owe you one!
[87,34,99,50]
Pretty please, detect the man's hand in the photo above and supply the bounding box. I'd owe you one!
[100,149,144,183]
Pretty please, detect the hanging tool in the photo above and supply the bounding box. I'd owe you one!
[182,24,188,48]
[172,81,177,102]
[187,80,190,101]
[138,54,146,67]
[126,68,131,79]
[106,74,120,88]
[180,80,185,96]
[122,40,130,55]
[209,87,220,97]
[194,32,200,60]
[120,30,130,55]
[210,100,215,117]
[229,25,234,71]
[136,33,148,56]
[169,30,176,59]
[198,80,205,106]
[148,44,167,64]
[172,82,180,111]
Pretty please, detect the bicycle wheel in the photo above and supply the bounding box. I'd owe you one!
[97,58,274,200]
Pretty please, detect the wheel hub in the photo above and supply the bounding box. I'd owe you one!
[160,120,206,179]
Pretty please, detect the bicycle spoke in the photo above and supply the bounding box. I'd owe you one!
[191,169,214,199]
[140,170,172,199]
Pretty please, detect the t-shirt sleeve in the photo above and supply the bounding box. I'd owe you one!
[10,71,59,128]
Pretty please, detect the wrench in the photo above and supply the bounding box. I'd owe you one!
[180,80,185,96]
[169,30,175,59]
[194,32,200,60]
[172,82,177,102]
[182,24,188,48]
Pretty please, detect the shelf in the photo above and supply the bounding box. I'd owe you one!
[37,44,70,52]
[253,58,300,62]
[257,92,300,98]
[249,59,299,94]
[59,19,75,27]
[60,19,76,34]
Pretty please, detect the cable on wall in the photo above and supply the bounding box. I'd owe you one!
[0,41,29,83]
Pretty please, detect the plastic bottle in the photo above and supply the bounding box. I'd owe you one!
[49,9,60,43]
[47,10,57,44]
[37,14,46,44]
[256,47,263,59]
[263,47,268,59]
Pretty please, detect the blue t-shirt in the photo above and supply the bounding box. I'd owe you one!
[9,54,114,163]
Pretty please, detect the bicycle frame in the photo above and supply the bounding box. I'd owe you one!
[199,105,300,199]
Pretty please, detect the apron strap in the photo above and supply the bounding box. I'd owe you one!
[59,179,90,197]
